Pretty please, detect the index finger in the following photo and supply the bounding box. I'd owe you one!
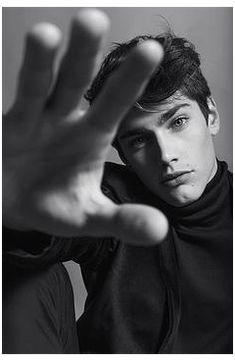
[86,40,164,139]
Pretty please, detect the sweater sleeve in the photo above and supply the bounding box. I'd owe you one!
[3,226,117,270]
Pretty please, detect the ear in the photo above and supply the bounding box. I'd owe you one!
[207,96,220,136]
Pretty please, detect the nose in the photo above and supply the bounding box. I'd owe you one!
[154,131,178,166]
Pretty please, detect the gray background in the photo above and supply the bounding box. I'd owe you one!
[3,7,233,319]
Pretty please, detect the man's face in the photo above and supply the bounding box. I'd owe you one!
[117,94,220,207]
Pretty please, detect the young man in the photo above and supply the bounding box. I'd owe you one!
[3,9,232,354]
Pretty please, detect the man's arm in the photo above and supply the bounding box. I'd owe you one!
[3,8,168,247]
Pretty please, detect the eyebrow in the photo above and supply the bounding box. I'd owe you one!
[119,103,191,140]
[119,127,150,140]
[159,103,191,123]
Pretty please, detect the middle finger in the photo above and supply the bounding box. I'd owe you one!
[48,9,110,116]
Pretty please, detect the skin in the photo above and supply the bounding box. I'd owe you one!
[3,9,169,246]
[117,94,220,207]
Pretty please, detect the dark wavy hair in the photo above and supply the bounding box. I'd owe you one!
[85,33,211,159]
[85,33,211,118]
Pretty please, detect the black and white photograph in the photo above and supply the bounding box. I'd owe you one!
[2,7,233,354]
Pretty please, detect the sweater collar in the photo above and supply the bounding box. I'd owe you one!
[150,160,231,225]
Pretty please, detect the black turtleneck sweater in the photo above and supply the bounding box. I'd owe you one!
[78,159,233,353]
[3,160,233,353]
[163,160,233,353]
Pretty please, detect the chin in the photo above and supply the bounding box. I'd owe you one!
[164,185,205,207]
[169,197,195,207]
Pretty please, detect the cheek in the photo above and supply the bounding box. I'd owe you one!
[130,159,152,179]
[192,129,214,164]
[129,147,156,173]
[129,151,162,188]
[183,122,214,163]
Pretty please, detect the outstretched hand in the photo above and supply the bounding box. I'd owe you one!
[3,9,168,246]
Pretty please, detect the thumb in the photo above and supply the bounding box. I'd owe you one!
[111,203,169,246]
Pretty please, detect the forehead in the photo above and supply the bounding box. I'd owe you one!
[118,94,196,135]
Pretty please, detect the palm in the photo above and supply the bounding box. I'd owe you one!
[3,9,168,246]
[4,104,113,236]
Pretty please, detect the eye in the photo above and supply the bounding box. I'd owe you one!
[171,116,188,129]
[129,134,150,149]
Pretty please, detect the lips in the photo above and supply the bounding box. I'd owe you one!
[161,171,193,185]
